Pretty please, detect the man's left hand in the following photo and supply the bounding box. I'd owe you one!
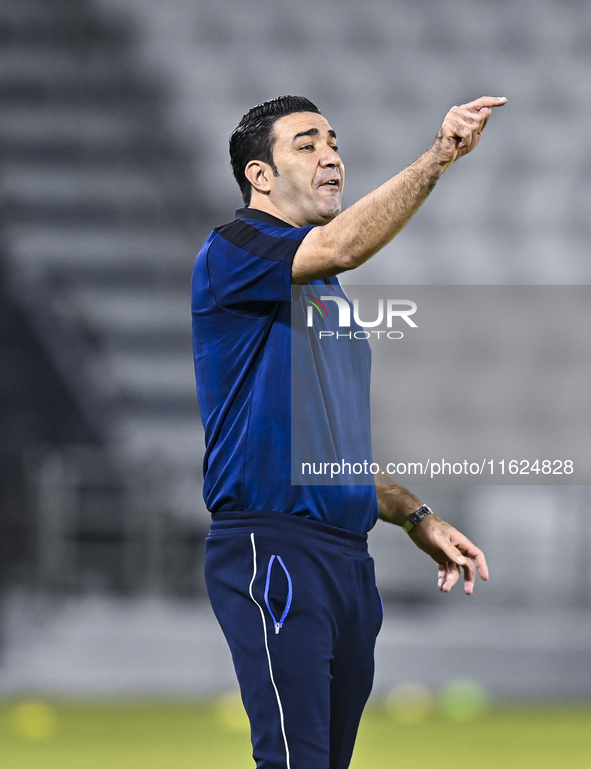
[408,513,489,595]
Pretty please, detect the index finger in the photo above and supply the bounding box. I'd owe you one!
[461,96,507,112]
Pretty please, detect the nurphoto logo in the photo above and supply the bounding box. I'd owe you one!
[304,294,418,340]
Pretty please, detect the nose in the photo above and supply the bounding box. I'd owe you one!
[320,144,341,168]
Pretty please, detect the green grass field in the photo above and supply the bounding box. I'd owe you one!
[1,697,590,768]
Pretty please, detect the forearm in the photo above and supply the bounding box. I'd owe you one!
[375,472,423,527]
[322,148,446,269]
[294,148,447,280]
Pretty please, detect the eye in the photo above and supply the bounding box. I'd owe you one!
[330,145,339,153]
[299,144,314,151]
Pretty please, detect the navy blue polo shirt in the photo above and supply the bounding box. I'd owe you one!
[191,207,379,534]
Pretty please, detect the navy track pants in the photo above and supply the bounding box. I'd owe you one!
[205,511,383,769]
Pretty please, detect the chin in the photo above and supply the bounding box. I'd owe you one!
[318,203,341,223]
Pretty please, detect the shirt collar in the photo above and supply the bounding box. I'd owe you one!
[235,207,294,228]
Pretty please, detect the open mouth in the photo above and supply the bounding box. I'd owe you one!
[320,179,340,188]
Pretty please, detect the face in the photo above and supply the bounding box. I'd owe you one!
[264,112,344,226]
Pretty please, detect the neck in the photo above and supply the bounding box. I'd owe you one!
[246,195,301,228]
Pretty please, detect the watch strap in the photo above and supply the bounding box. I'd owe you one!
[402,505,433,533]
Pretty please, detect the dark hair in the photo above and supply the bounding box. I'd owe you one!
[229,95,321,205]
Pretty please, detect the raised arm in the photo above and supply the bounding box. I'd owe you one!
[291,96,507,284]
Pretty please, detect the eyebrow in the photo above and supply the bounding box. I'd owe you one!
[292,128,337,142]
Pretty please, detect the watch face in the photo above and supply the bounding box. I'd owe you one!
[414,507,432,522]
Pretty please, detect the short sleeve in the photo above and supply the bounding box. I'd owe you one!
[207,219,314,310]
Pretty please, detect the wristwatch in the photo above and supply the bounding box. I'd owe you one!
[402,505,433,533]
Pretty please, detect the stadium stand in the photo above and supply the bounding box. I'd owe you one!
[0,0,209,596]
[90,0,591,603]
[97,0,591,285]
[1,0,590,699]
[2,0,591,603]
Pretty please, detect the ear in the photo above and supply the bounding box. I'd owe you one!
[244,160,273,195]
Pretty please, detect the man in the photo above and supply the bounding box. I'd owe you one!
[191,94,505,769]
